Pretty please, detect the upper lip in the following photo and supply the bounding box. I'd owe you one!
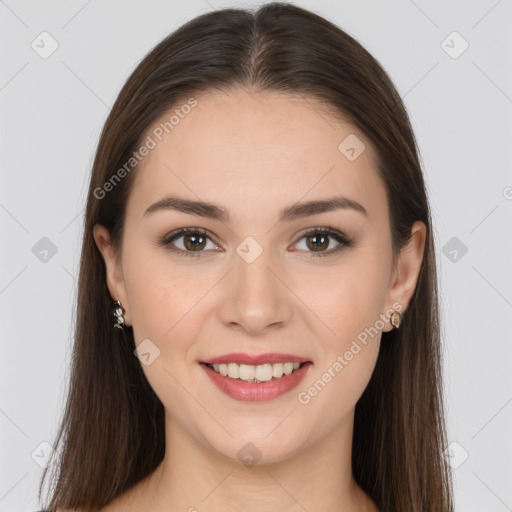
[201,352,311,366]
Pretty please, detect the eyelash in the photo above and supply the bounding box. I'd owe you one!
[158,227,353,259]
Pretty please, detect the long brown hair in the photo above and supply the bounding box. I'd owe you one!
[39,3,454,510]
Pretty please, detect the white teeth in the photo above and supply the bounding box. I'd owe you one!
[272,363,284,378]
[283,362,294,375]
[227,363,239,379]
[239,364,255,381]
[208,361,304,382]
[255,364,273,382]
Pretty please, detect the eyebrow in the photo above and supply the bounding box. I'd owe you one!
[143,195,368,223]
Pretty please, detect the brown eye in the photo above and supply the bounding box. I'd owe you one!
[294,227,353,257]
[160,228,218,258]
[182,233,207,251]
[305,233,330,252]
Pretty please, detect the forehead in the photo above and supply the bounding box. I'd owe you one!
[126,89,387,224]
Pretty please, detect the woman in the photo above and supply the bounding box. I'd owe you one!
[38,3,454,511]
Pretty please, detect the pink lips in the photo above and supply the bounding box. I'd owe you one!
[199,353,313,402]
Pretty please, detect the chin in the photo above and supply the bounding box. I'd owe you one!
[202,424,308,467]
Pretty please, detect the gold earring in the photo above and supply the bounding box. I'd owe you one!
[390,310,401,329]
[113,300,126,329]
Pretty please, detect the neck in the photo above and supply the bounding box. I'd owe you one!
[139,409,377,512]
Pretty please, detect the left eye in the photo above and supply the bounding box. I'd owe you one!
[293,228,351,256]
[159,227,352,258]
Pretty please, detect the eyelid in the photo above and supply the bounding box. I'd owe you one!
[291,226,352,256]
[159,226,353,258]
[158,227,220,256]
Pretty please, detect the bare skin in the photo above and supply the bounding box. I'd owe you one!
[93,88,425,512]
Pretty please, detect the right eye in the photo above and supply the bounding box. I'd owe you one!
[159,227,220,258]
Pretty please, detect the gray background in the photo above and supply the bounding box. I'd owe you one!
[1,0,511,510]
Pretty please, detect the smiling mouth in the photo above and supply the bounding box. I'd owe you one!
[203,361,306,383]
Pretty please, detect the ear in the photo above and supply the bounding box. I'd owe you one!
[382,220,426,332]
[93,224,131,326]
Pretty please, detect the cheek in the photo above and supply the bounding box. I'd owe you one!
[297,341,379,441]
[123,247,207,415]
[293,250,388,409]
[295,259,386,421]
[123,242,203,339]
[300,255,388,349]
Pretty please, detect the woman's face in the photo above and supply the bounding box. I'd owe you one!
[94,89,424,465]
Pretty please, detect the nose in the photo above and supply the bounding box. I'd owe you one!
[216,245,293,336]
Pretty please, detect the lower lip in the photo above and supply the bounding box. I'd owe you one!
[200,362,313,402]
